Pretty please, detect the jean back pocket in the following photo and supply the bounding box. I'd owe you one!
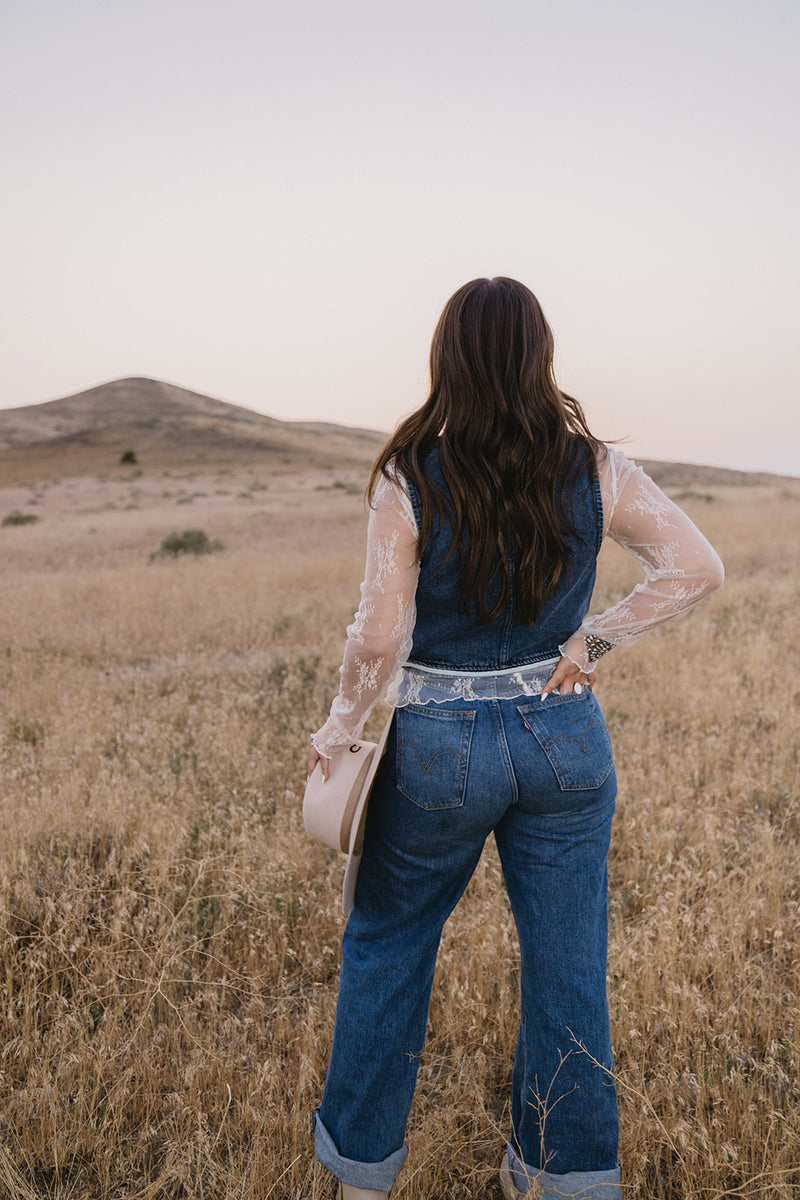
[396,704,475,810]
[518,692,614,791]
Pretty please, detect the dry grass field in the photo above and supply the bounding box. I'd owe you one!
[0,456,798,1199]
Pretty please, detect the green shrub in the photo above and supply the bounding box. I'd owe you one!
[153,529,224,559]
[2,511,40,526]
[9,718,42,745]
[673,489,714,503]
[316,479,362,496]
[119,449,138,464]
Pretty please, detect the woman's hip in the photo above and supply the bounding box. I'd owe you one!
[388,691,616,820]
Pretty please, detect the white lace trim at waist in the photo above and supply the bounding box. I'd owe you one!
[388,657,560,706]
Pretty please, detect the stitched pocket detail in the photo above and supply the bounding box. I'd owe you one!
[396,705,475,810]
[518,692,614,791]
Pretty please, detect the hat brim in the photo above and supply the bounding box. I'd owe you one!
[341,712,394,915]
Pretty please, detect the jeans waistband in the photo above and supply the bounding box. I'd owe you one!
[394,658,560,706]
[404,656,560,678]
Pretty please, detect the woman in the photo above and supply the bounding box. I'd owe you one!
[307,277,724,1199]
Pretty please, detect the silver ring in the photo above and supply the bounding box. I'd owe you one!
[573,682,583,695]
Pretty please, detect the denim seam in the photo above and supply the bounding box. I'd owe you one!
[405,475,423,534]
[518,694,589,711]
[500,557,516,661]
[593,474,604,552]
[402,704,477,720]
[491,701,519,806]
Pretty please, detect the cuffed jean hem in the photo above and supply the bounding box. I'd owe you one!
[314,1110,408,1191]
[508,1144,622,1198]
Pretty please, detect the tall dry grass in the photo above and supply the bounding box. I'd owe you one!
[0,470,797,1198]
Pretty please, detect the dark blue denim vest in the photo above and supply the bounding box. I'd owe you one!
[404,447,603,672]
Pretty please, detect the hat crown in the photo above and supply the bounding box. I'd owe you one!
[303,739,378,853]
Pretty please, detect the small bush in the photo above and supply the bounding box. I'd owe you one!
[153,529,224,559]
[674,489,714,503]
[9,718,43,746]
[315,479,362,496]
[119,449,138,464]
[2,511,40,526]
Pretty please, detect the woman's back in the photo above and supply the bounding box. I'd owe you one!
[405,443,604,673]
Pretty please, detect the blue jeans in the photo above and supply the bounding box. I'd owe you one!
[315,691,622,1196]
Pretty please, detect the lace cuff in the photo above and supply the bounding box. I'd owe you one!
[312,716,373,759]
[558,632,617,673]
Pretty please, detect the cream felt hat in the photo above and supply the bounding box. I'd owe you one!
[303,713,393,915]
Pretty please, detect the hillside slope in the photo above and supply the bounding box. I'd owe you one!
[0,377,794,488]
[0,378,385,482]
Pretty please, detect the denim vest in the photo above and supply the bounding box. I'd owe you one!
[404,447,603,672]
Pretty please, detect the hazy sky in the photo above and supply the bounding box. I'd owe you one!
[1,0,798,473]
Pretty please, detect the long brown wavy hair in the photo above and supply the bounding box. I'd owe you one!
[368,277,603,625]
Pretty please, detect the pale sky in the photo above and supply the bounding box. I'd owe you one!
[1,0,798,474]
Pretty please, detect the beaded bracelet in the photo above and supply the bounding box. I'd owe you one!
[585,635,615,663]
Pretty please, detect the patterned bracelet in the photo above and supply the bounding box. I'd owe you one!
[585,635,615,663]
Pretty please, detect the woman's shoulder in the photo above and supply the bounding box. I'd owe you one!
[594,444,639,487]
[371,464,419,534]
[592,445,648,527]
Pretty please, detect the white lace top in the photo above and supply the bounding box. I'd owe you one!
[312,447,724,757]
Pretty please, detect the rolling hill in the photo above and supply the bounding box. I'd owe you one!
[0,377,794,489]
[0,378,385,484]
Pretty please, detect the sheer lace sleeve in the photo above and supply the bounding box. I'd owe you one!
[560,447,725,673]
[311,472,419,757]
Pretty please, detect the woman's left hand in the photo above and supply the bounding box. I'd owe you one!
[308,745,331,782]
[540,656,597,700]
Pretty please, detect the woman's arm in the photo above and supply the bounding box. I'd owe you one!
[309,472,419,773]
[557,447,725,676]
